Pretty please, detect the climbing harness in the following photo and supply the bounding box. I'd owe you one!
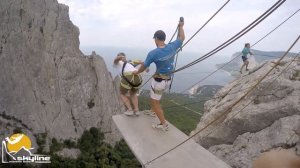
[153,73,171,82]
[150,73,172,95]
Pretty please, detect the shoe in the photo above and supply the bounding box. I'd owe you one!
[124,110,134,116]
[150,112,156,117]
[152,123,169,131]
[134,111,140,116]
[144,110,152,115]
[144,110,156,117]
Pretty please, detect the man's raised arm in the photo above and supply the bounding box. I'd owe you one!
[178,18,185,42]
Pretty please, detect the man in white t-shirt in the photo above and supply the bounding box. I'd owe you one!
[113,52,143,116]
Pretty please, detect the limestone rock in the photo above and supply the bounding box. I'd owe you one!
[0,0,122,146]
[209,115,300,168]
[192,57,300,167]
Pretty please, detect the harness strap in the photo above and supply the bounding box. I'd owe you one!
[153,73,171,80]
[151,85,164,95]
[121,62,142,88]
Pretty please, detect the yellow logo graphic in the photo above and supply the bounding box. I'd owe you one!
[2,133,50,163]
[6,134,32,153]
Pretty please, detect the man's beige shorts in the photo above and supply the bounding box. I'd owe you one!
[150,79,171,100]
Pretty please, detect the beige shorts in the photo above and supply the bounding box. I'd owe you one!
[150,79,171,100]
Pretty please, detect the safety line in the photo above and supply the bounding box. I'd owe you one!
[179,7,299,94]
[164,0,294,113]
[163,99,209,109]
[168,100,202,115]
[142,0,294,132]
[169,26,179,44]
[210,51,300,99]
[204,52,300,142]
[149,4,299,137]
[139,0,231,89]
[169,52,179,91]
[173,0,285,72]
[169,0,231,91]
[201,52,300,167]
[181,0,231,49]
[173,0,285,73]
[144,35,299,166]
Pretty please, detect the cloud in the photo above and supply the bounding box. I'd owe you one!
[57,0,300,54]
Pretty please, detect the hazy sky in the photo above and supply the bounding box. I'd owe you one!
[57,0,300,55]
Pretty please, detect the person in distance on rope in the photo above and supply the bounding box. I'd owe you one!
[240,43,253,73]
[133,19,185,131]
[113,52,143,116]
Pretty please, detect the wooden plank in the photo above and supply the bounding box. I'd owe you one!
[113,113,231,168]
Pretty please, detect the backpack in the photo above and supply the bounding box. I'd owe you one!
[121,62,142,88]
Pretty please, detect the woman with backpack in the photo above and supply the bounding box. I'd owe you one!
[113,52,143,116]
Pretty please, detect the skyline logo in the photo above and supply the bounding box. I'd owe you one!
[1,133,51,163]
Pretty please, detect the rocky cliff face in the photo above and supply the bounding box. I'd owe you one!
[0,0,122,145]
[192,57,300,167]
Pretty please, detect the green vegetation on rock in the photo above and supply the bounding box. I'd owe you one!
[0,127,141,168]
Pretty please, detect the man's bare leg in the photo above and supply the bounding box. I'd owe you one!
[151,98,166,125]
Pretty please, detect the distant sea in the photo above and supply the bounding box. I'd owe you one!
[81,46,234,93]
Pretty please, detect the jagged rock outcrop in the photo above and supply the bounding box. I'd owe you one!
[0,0,122,146]
[210,115,300,168]
[192,57,300,167]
